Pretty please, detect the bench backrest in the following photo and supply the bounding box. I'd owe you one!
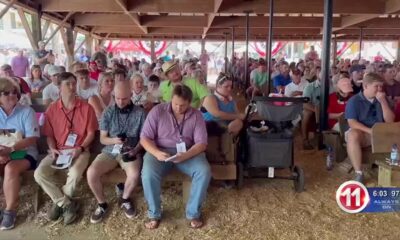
[371,122,400,153]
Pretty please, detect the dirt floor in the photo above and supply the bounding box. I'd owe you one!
[1,138,400,240]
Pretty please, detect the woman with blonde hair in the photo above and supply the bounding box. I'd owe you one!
[88,72,115,121]
[130,73,153,111]
[0,77,39,230]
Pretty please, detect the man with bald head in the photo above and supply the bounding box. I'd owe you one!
[86,81,146,224]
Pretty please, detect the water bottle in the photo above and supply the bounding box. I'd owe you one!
[326,146,334,171]
[390,144,399,166]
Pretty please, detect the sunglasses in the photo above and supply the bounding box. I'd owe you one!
[0,90,18,96]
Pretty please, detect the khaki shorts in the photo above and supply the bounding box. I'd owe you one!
[345,128,371,147]
[93,152,141,170]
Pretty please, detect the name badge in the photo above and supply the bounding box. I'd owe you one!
[65,133,78,147]
[176,141,187,153]
[112,144,123,154]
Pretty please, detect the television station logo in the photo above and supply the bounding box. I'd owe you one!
[336,181,370,213]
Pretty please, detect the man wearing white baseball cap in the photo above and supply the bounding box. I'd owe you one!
[42,65,64,105]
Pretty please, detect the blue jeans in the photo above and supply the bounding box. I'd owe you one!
[141,149,211,220]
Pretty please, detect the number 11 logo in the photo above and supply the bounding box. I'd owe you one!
[336,181,370,213]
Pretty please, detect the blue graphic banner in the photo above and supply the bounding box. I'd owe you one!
[362,188,400,213]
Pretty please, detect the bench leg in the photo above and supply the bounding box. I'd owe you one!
[182,180,191,204]
[33,184,41,215]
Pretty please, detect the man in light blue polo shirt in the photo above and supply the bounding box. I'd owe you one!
[345,72,394,183]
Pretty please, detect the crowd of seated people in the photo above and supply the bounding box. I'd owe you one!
[0,45,236,230]
[3,41,400,231]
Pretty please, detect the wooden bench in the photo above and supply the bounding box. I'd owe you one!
[371,122,400,187]
[27,131,238,213]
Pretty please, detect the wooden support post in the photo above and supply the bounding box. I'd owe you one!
[150,39,156,62]
[60,27,75,69]
[17,8,38,51]
[44,12,74,47]
[31,5,42,46]
[0,0,17,19]
[332,37,338,64]
[201,39,205,53]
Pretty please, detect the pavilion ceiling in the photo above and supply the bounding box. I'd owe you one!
[3,0,400,41]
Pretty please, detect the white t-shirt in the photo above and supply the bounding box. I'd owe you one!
[131,90,150,106]
[42,83,59,102]
[77,80,98,100]
[284,80,309,97]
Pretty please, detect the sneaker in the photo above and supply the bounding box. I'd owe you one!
[115,183,124,198]
[120,201,136,219]
[90,205,108,224]
[354,172,364,183]
[48,203,63,221]
[0,210,16,230]
[63,201,79,225]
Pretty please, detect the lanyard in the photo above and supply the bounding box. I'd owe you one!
[133,94,143,105]
[171,105,186,139]
[116,109,132,133]
[61,107,76,131]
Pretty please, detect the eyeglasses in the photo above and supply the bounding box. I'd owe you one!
[0,90,18,96]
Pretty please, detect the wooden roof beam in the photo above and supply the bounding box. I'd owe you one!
[212,16,341,28]
[93,26,143,34]
[114,0,148,34]
[203,0,224,39]
[44,12,75,46]
[337,29,400,35]
[0,0,17,19]
[129,0,214,13]
[334,0,400,34]
[219,0,384,14]
[40,0,123,12]
[75,14,132,26]
[141,15,207,27]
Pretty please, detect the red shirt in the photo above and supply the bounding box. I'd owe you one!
[89,70,102,81]
[13,76,31,94]
[43,97,98,150]
[327,93,351,129]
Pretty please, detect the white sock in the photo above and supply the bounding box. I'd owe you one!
[355,170,363,175]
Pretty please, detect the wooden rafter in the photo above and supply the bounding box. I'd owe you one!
[203,0,224,38]
[44,12,74,46]
[17,8,38,50]
[114,0,148,34]
[0,0,17,19]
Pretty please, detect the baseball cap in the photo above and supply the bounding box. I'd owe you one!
[48,65,63,76]
[349,64,365,74]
